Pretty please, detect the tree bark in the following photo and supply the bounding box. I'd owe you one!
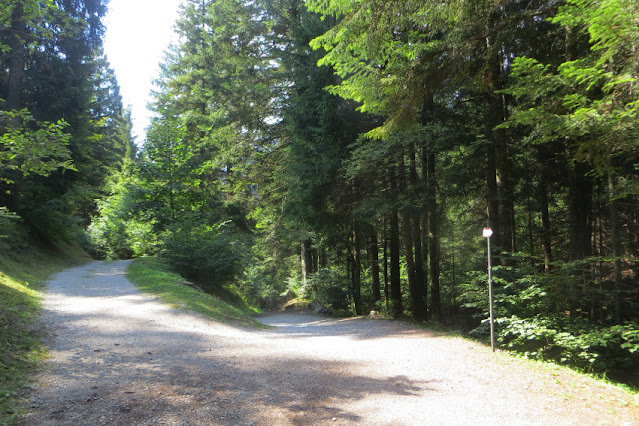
[486,132,500,246]
[6,4,26,110]
[538,148,553,272]
[351,226,362,315]
[370,231,381,304]
[410,148,427,321]
[301,239,309,285]
[420,93,433,320]
[383,219,389,311]
[608,171,622,323]
[301,238,315,285]
[496,115,516,253]
[399,153,420,320]
[567,163,592,260]
[484,35,515,253]
[427,152,441,319]
[388,166,403,317]
[319,247,327,268]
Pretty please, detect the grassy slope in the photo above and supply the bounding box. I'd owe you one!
[126,257,265,328]
[0,238,89,424]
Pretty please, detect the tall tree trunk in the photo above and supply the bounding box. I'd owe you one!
[608,171,623,323]
[564,24,593,314]
[420,93,433,320]
[370,231,381,304]
[399,153,420,320]
[566,161,592,314]
[388,167,403,317]
[564,22,592,261]
[427,152,441,319]
[383,220,389,311]
[6,4,26,110]
[597,212,605,323]
[319,248,327,268]
[496,121,516,253]
[351,226,362,315]
[539,186,553,272]
[168,148,176,222]
[567,163,592,260]
[312,249,318,275]
[484,36,515,253]
[538,147,553,272]
[527,196,534,260]
[410,148,427,321]
[486,132,500,246]
[301,238,316,285]
[421,152,430,320]
[301,239,310,285]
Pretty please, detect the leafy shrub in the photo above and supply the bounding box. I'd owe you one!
[461,254,639,381]
[88,215,133,259]
[0,209,28,254]
[162,219,246,289]
[305,267,350,313]
[88,214,160,260]
[87,165,161,259]
[497,315,639,374]
[26,199,89,248]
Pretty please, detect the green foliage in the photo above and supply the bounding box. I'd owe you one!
[239,251,299,308]
[88,162,160,259]
[504,0,639,178]
[308,267,351,313]
[162,218,247,289]
[1,0,131,232]
[461,253,639,378]
[0,108,73,184]
[45,0,638,390]
[26,199,86,246]
[497,315,639,375]
[0,271,43,423]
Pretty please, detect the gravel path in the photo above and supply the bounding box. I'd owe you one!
[16,260,639,425]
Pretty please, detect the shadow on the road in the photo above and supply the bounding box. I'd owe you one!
[19,260,442,425]
[255,311,435,341]
[20,305,437,425]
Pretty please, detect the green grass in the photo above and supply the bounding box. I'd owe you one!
[0,236,89,424]
[126,257,265,328]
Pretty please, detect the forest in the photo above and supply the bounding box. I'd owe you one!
[1,0,638,382]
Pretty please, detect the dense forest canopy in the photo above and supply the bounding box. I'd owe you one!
[0,0,134,238]
[1,0,638,381]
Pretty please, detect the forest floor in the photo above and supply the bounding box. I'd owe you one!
[14,260,639,425]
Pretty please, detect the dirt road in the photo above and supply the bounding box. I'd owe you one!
[16,260,639,425]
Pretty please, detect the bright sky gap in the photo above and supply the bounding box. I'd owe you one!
[103,0,183,144]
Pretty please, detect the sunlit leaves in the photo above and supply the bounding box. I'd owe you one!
[503,0,639,177]
[0,108,73,184]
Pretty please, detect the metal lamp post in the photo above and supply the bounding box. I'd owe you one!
[483,227,495,352]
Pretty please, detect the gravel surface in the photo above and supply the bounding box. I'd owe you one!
[16,260,639,425]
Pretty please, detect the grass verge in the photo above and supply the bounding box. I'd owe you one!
[126,257,265,328]
[0,239,89,424]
